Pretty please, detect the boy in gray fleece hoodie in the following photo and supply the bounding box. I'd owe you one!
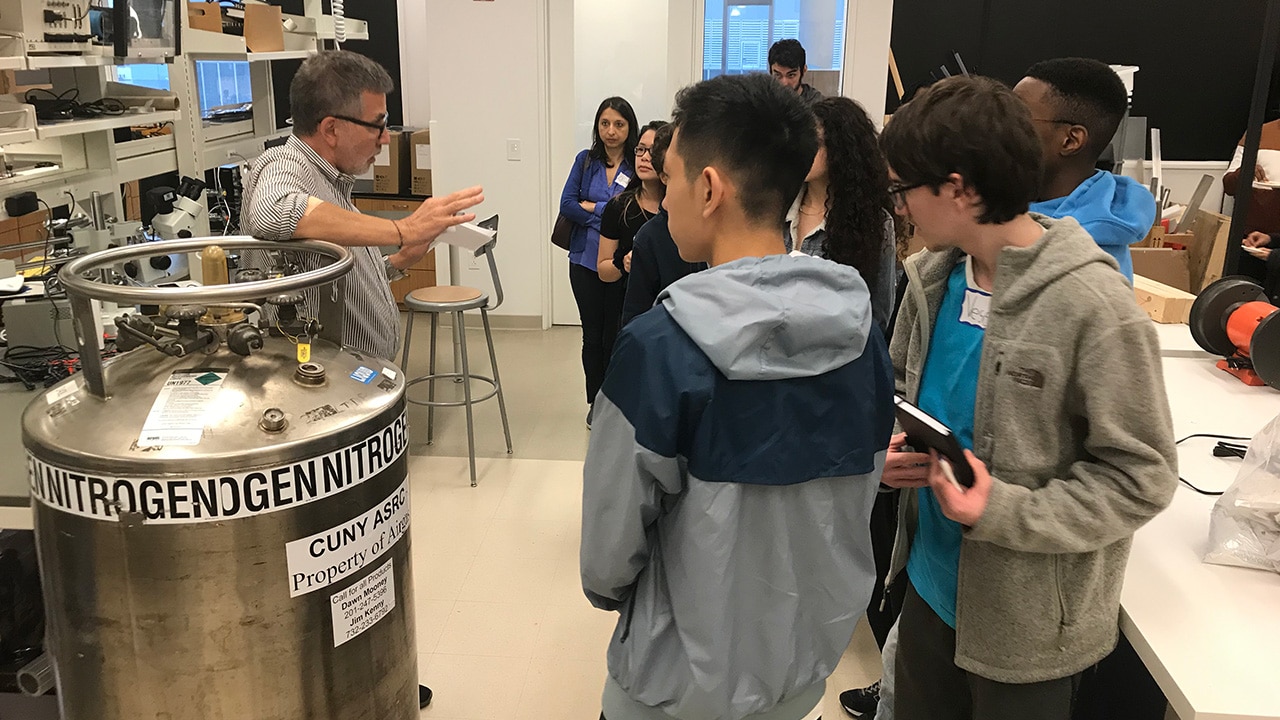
[876,76,1177,720]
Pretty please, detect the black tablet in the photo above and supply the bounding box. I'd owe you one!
[894,396,975,488]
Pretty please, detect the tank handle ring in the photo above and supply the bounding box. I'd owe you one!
[56,237,354,399]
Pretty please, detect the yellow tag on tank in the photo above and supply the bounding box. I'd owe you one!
[297,334,311,363]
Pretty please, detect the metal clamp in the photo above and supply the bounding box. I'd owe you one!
[57,237,353,399]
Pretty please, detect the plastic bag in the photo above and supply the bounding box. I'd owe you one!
[1204,414,1280,573]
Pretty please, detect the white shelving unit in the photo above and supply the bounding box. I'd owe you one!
[0,2,350,237]
[34,110,180,140]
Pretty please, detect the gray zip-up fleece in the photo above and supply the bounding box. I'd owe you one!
[887,214,1178,684]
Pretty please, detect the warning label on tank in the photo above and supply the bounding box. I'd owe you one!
[331,559,395,647]
[285,478,411,597]
[28,413,407,524]
[137,370,228,447]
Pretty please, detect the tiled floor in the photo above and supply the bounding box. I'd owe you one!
[402,324,885,719]
[407,455,884,720]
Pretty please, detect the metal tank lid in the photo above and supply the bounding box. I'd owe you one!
[22,339,406,477]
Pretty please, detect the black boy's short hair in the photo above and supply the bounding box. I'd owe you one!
[671,73,818,226]
[880,75,1041,225]
[768,39,806,70]
[1024,58,1129,159]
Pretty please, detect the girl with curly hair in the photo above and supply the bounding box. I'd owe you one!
[785,96,897,331]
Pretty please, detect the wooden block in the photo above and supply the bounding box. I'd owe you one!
[1131,248,1191,292]
[1196,213,1231,292]
[1134,275,1196,324]
[1186,210,1230,292]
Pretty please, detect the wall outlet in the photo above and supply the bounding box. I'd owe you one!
[506,138,522,161]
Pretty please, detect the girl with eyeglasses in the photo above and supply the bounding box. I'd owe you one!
[559,97,639,428]
[598,120,669,284]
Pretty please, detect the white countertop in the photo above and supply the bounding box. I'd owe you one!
[1123,323,1280,720]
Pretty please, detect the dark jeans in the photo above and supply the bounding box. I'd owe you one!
[896,582,1082,720]
[867,489,904,649]
[569,262,626,404]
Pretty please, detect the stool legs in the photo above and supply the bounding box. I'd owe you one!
[481,307,512,455]
[427,312,439,445]
[401,310,416,372]
[452,315,464,384]
[456,310,478,487]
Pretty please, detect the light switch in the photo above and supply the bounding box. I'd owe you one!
[506,139,522,161]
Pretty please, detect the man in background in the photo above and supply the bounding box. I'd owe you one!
[769,39,824,106]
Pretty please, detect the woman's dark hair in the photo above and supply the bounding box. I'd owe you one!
[812,97,892,292]
[880,76,1041,225]
[589,96,639,168]
[650,122,674,177]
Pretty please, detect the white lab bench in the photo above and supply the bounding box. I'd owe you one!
[1122,323,1280,720]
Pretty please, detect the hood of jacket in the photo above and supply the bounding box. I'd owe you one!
[1030,170,1155,252]
[659,253,872,381]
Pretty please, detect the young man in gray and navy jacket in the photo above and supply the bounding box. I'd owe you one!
[878,76,1177,720]
[580,73,895,720]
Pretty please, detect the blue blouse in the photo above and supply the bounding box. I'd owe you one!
[560,149,635,271]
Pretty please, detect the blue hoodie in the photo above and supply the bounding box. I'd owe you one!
[581,254,895,720]
[1029,170,1156,283]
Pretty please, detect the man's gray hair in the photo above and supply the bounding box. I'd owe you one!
[290,50,394,136]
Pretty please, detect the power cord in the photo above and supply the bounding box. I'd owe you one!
[1175,433,1252,496]
[24,88,126,122]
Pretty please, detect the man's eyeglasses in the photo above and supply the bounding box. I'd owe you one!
[635,146,653,157]
[332,114,389,134]
[1031,117,1083,126]
[888,180,931,209]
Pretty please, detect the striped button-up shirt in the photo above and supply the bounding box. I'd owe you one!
[241,135,402,362]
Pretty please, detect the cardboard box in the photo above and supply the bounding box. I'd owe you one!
[1131,248,1192,293]
[188,4,223,33]
[410,129,432,196]
[244,3,284,52]
[373,128,417,195]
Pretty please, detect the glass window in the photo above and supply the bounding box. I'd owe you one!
[196,60,253,118]
[703,0,846,93]
[111,64,171,91]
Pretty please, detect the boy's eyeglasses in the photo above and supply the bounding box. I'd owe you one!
[888,181,931,209]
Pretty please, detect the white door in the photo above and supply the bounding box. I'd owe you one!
[548,0,697,325]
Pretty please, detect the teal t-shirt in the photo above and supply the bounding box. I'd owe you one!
[906,258,987,629]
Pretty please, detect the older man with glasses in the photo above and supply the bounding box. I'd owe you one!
[242,50,484,365]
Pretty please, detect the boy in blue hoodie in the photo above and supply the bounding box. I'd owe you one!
[580,73,896,720]
[1015,58,1156,283]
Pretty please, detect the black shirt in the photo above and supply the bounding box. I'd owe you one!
[621,209,706,326]
[600,194,657,272]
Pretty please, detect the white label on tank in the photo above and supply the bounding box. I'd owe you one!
[29,413,408,524]
[45,380,79,405]
[330,559,395,647]
[285,478,410,597]
[137,370,227,447]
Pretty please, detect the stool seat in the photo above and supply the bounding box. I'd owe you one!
[407,285,487,311]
